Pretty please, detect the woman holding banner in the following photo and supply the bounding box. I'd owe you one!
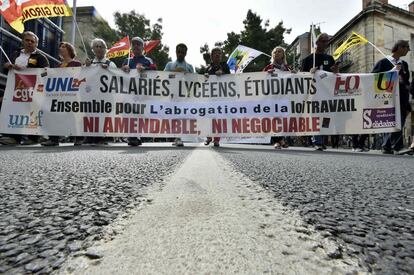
[263,46,292,149]
[41,42,82,146]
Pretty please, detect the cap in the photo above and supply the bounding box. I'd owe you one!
[131,37,144,46]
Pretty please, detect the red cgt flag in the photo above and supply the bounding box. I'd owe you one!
[107,36,130,59]
[144,40,160,54]
[0,0,72,33]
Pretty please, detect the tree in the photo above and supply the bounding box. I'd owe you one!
[221,10,288,72]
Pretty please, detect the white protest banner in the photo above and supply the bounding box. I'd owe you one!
[0,67,400,137]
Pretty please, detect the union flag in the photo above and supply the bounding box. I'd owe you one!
[144,40,160,54]
[106,36,130,59]
[0,0,72,33]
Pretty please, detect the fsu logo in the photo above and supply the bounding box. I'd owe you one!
[373,71,397,98]
[13,74,37,102]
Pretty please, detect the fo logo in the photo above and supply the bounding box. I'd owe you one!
[13,74,36,102]
[373,72,397,97]
[45,77,86,92]
[334,75,361,96]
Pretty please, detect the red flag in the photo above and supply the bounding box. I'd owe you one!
[107,36,130,59]
[0,0,24,33]
[0,0,72,33]
[144,40,160,54]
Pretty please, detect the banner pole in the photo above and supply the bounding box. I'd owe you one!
[70,0,77,45]
[0,45,12,64]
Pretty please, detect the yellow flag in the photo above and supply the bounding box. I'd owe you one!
[333,32,368,60]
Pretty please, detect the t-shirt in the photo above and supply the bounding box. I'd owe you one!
[91,58,117,68]
[206,62,230,75]
[301,53,335,72]
[263,63,290,72]
[14,51,31,68]
[122,55,155,70]
[59,60,82,68]
[164,60,194,73]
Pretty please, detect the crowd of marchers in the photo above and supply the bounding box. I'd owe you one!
[0,31,413,154]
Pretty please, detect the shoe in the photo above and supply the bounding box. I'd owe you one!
[204,140,211,146]
[213,141,220,147]
[20,139,37,145]
[274,142,282,149]
[41,140,59,146]
[0,136,18,145]
[74,138,83,146]
[172,139,184,147]
[382,149,393,154]
[314,145,324,151]
[83,138,93,144]
[128,139,142,146]
[97,140,108,146]
[355,148,363,152]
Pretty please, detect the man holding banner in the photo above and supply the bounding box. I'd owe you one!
[204,47,230,147]
[0,31,49,146]
[301,33,339,151]
[372,40,412,154]
[164,43,194,147]
[121,36,156,146]
[85,38,117,69]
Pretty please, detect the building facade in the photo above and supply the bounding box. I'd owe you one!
[62,6,112,62]
[288,0,414,145]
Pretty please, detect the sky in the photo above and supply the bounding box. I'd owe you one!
[72,0,410,68]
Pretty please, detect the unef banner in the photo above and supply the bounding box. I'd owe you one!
[0,67,400,137]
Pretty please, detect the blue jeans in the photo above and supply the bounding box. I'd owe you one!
[382,114,406,151]
[312,135,324,146]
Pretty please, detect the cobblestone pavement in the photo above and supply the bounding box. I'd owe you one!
[219,148,414,274]
[0,147,190,274]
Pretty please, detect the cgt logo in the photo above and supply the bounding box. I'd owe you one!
[373,72,397,99]
[13,74,37,102]
[8,111,44,129]
[45,77,86,93]
[362,108,396,129]
[334,75,361,96]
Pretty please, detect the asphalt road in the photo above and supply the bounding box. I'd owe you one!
[219,145,414,274]
[0,143,413,274]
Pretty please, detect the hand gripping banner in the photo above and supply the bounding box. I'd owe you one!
[0,67,400,137]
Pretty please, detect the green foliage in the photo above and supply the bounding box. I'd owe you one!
[219,10,288,72]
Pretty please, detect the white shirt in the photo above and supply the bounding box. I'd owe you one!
[91,57,117,68]
[14,50,32,68]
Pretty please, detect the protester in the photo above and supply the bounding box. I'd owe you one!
[85,38,117,69]
[372,40,412,154]
[263,46,292,149]
[121,36,156,146]
[164,43,194,147]
[301,33,339,151]
[204,47,230,147]
[0,31,49,146]
[40,42,81,146]
[84,38,117,145]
